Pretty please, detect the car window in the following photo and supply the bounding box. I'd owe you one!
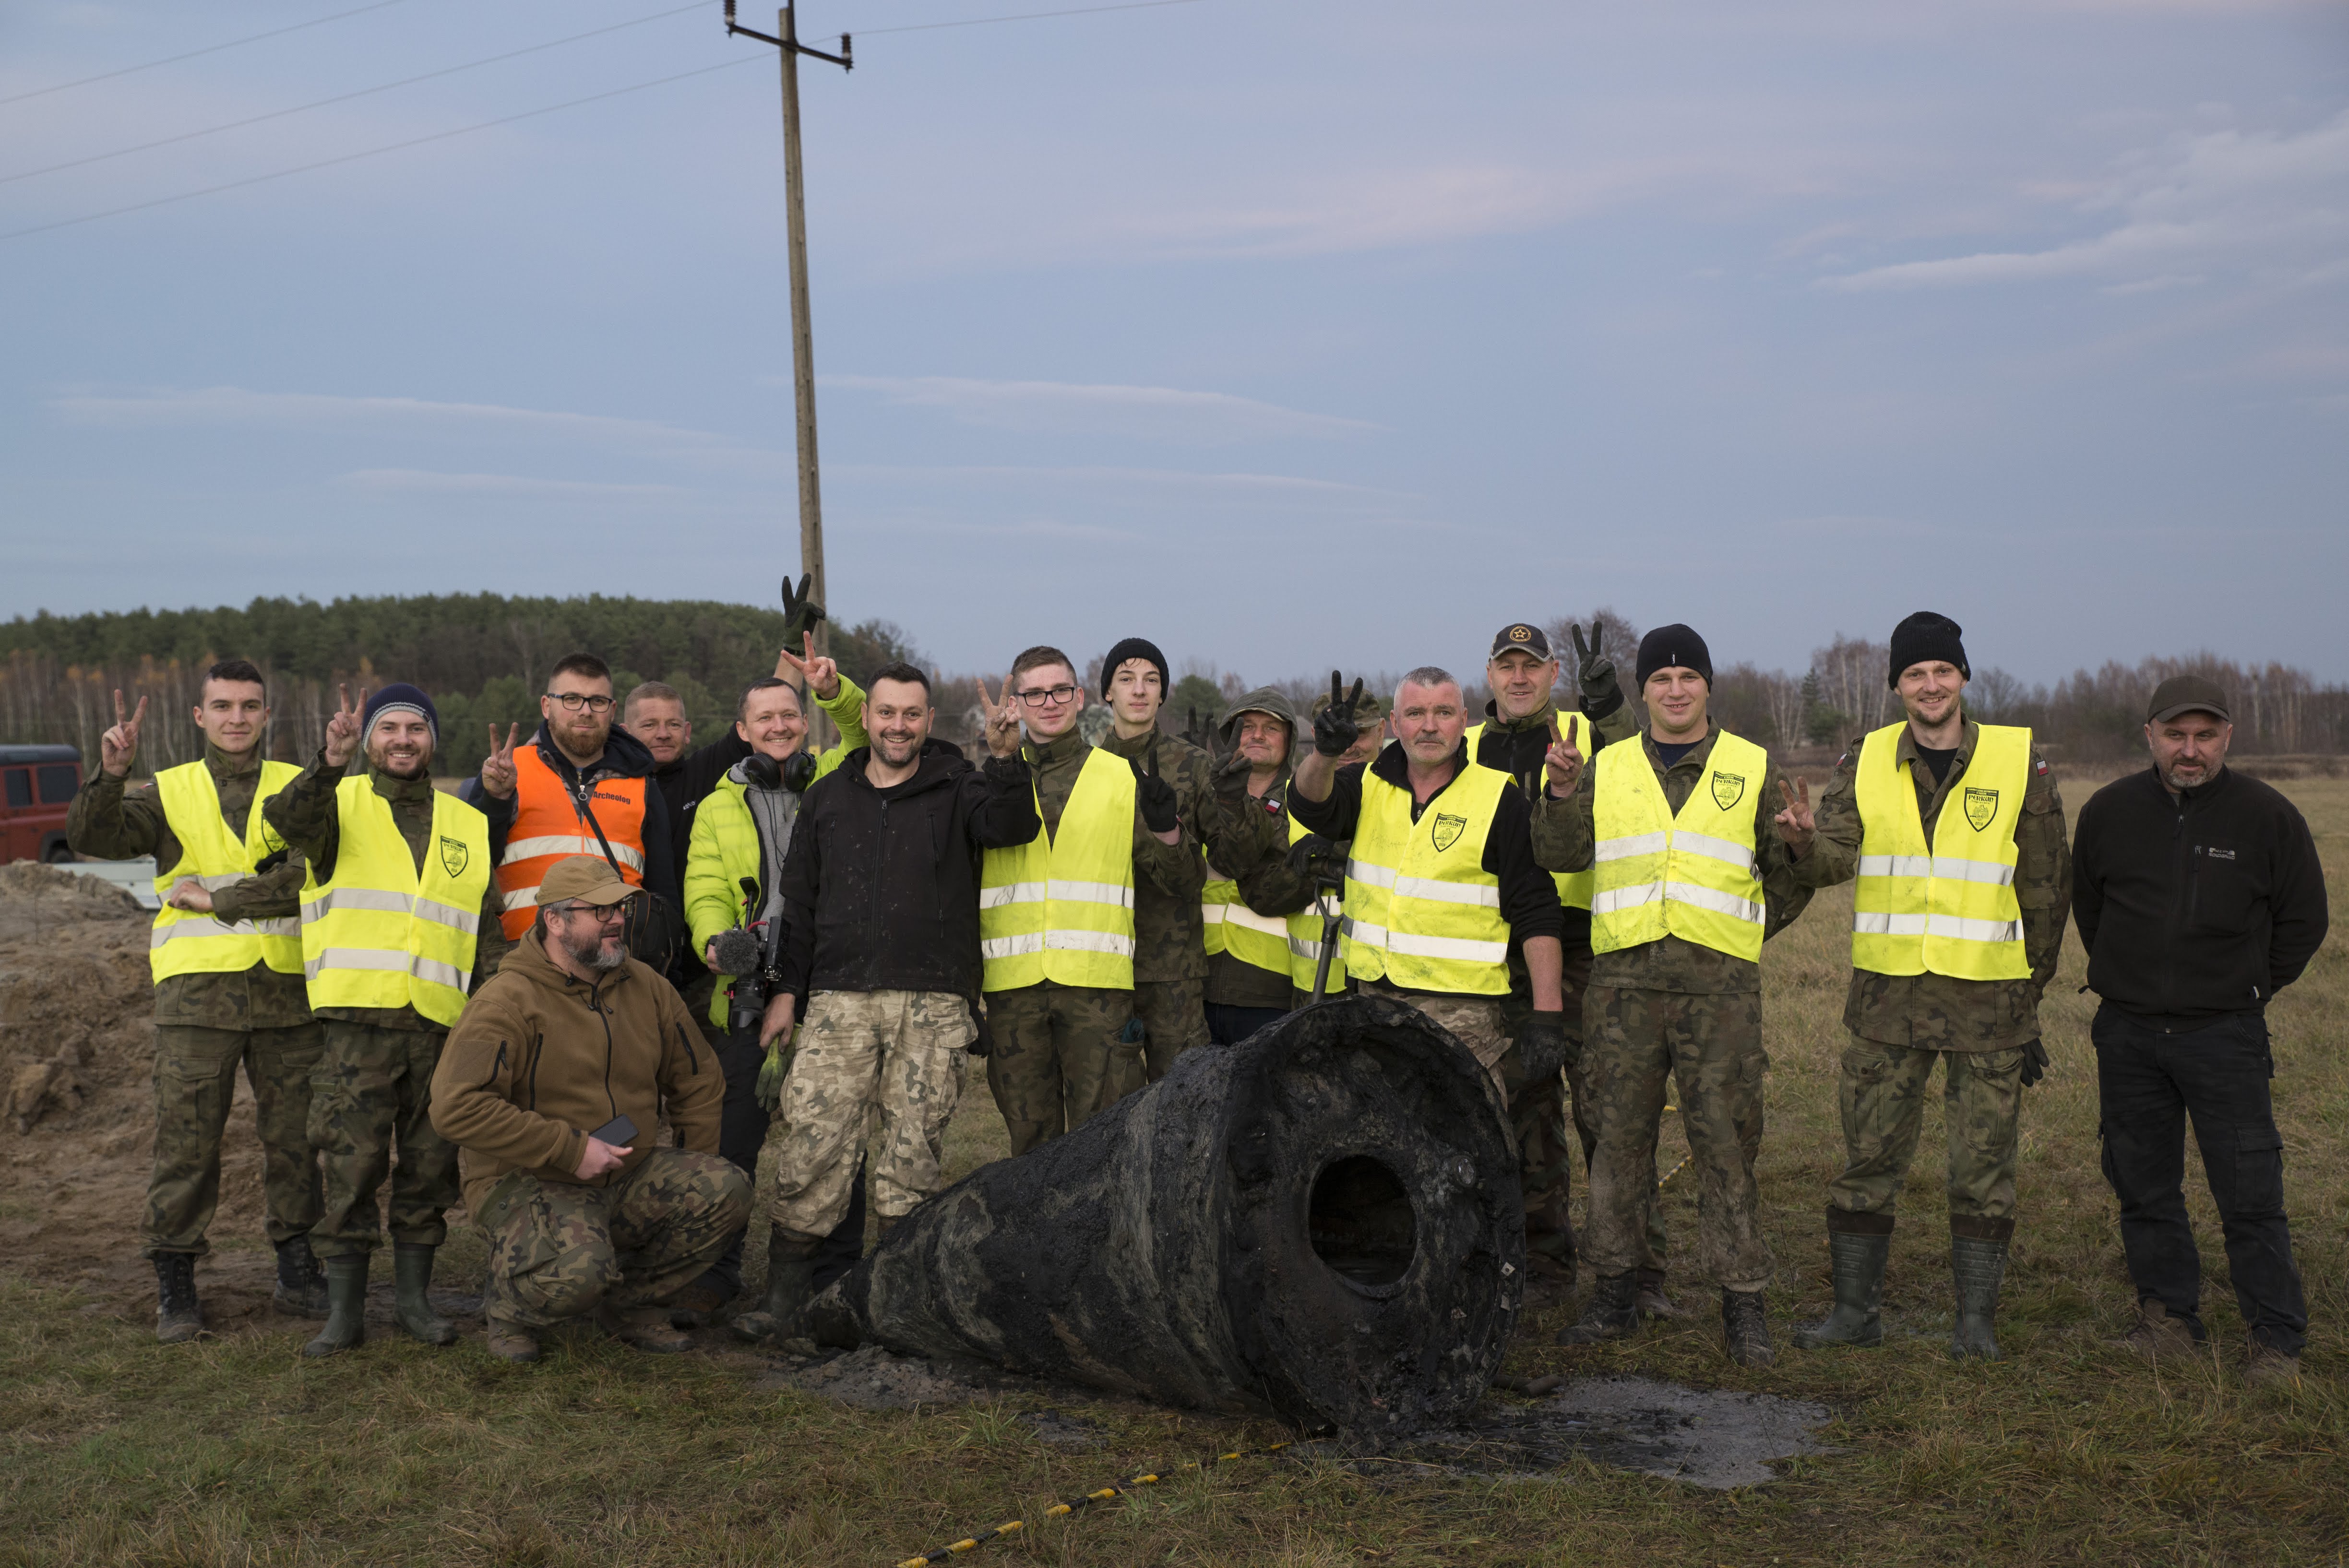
[2,770,28,808]
[36,765,77,804]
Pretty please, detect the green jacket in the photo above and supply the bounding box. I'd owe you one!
[685,678,868,1026]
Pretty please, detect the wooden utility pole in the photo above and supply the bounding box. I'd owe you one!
[777,3,825,661]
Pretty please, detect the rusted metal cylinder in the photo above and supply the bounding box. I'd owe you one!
[809,993,1524,1436]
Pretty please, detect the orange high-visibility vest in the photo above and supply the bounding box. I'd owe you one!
[494,745,652,938]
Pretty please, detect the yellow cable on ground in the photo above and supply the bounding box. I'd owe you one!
[894,1441,1296,1567]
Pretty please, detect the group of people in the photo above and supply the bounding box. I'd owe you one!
[71,605,2327,1385]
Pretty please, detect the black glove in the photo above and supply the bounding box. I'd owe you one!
[1180,705,1219,753]
[1569,623,1624,720]
[965,998,992,1058]
[1286,833,1346,884]
[781,749,819,794]
[1133,746,1180,834]
[1515,1010,1571,1082]
[779,572,827,646]
[1313,672,1364,758]
[2018,1038,2049,1088]
[1211,746,1254,810]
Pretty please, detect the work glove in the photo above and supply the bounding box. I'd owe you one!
[1569,623,1624,720]
[965,999,993,1058]
[779,572,826,646]
[1133,745,1181,834]
[1516,1010,1573,1082]
[1211,746,1255,811]
[1313,672,1365,758]
[2018,1038,2050,1088]
[1180,705,1219,754]
[754,1035,794,1114]
[1286,833,1346,884]
[781,749,819,793]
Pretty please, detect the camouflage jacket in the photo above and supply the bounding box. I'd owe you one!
[1530,723,1814,995]
[1200,766,1327,1008]
[265,748,511,1032]
[66,741,311,1030]
[1473,694,1640,979]
[1091,727,1215,983]
[1791,719,2070,1051]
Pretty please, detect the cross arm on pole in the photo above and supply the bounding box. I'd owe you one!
[724,0,852,67]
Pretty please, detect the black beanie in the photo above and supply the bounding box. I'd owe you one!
[362,682,440,743]
[1100,636,1170,698]
[1635,624,1712,688]
[1887,612,1969,688]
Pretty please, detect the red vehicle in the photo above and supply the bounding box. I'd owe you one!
[1,745,82,864]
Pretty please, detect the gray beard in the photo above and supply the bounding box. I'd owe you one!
[559,927,627,972]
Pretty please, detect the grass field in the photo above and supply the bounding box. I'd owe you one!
[3,773,2345,1566]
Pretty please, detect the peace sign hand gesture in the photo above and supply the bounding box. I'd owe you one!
[779,573,827,646]
[1312,673,1364,759]
[977,676,1022,760]
[1774,776,1816,852]
[1569,621,1623,707]
[776,631,841,701]
[478,723,524,799]
[323,685,367,770]
[1544,713,1585,797]
[99,689,147,778]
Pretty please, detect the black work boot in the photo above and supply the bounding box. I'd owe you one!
[731,1227,821,1344]
[1949,1222,2011,1361]
[1633,1266,1688,1320]
[1556,1272,1638,1346]
[393,1244,457,1346]
[153,1252,204,1344]
[303,1255,369,1357]
[1722,1288,1775,1367]
[273,1234,330,1319]
[1794,1213,1891,1350]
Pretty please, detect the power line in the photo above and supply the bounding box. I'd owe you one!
[0,0,410,109]
[0,56,758,244]
[856,0,1208,37]
[0,2,705,188]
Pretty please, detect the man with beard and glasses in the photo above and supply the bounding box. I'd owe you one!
[264,684,508,1357]
[431,856,745,1363]
[729,663,1039,1343]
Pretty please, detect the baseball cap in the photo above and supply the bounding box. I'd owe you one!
[535,855,636,908]
[1489,623,1553,660]
[2147,674,2231,725]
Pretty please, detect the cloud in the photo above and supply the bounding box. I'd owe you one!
[835,463,1409,504]
[1826,111,2349,291]
[822,375,1375,443]
[335,468,706,502]
[51,386,738,451]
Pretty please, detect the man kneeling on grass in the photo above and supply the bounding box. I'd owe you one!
[430,856,750,1362]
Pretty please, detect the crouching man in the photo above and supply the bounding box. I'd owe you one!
[430,856,749,1361]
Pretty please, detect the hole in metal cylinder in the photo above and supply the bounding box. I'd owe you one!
[1308,1154,1418,1288]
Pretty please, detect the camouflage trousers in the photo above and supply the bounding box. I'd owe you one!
[985,981,1134,1155]
[1496,956,1657,1271]
[1829,1035,2024,1222]
[476,1149,751,1330]
[767,989,974,1237]
[1582,986,1771,1292]
[143,1022,324,1258]
[1365,981,1510,1098]
[1133,976,1211,1085]
[308,1021,459,1259]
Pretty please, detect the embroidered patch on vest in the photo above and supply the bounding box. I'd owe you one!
[1963,786,1999,832]
[440,836,470,878]
[1431,813,1467,852]
[1710,772,1746,811]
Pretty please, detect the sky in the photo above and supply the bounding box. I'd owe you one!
[3,0,2346,688]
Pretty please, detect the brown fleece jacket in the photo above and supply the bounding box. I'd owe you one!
[429,927,724,1212]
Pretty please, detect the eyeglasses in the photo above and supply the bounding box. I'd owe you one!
[553,901,629,923]
[548,692,616,713]
[1016,684,1079,707]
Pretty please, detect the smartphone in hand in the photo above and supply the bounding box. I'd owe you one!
[588,1114,638,1147]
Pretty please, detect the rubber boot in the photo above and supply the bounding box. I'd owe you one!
[154,1252,204,1344]
[731,1227,821,1344]
[1556,1272,1638,1346]
[1722,1287,1775,1367]
[1949,1228,2009,1361]
[273,1234,330,1319]
[1793,1223,1890,1350]
[303,1255,369,1358]
[393,1243,458,1346]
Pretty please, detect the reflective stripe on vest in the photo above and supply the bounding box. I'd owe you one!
[1211,810,1311,982]
[978,747,1138,991]
[149,760,305,982]
[300,777,491,1026]
[495,745,651,939]
[1589,731,1768,963]
[1201,870,1236,958]
[1850,721,2031,981]
[1341,760,1513,995]
[1467,721,1595,911]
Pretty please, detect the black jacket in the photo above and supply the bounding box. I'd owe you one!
[775,742,1040,1002]
[2073,765,2329,1024]
[653,730,752,879]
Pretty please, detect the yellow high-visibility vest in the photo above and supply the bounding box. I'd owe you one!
[149,760,304,983]
[978,747,1137,992]
[1284,813,1348,994]
[1201,863,1234,959]
[299,777,492,1026]
[1851,722,2031,981]
[1342,760,1514,995]
[1205,808,1312,983]
[1466,720,1596,911]
[1590,730,1768,963]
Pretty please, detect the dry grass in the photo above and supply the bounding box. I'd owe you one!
[2,774,2345,1566]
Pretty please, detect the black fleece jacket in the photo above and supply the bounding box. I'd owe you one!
[2073,765,2329,1025]
[775,741,1041,1002]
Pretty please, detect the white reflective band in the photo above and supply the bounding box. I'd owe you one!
[1221,904,1290,937]
[1591,881,1664,916]
[1042,929,1135,956]
[151,915,298,946]
[1383,929,1509,964]
[1672,831,1754,875]
[167,872,251,892]
[1341,916,1388,946]
[304,948,471,991]
[1594,831,1667,864]
[981,933,1043,959]
[1930,856,2015,887]
[1346,860,1397,890]
[1391,875,1502,909]
[1199,902,1228,924]
[1661,880,1764,926]
[415,956,470,992]
[1853,912,1929,936]
[1858,854,1932,879]
[503,835,643,872]
[1927,912,2020,943]
[503,887,540,913]
[1046,879,1134,910]
[979,881,1047,910]
[1289,935,1323,960]
[414,898,481,934]
[302,887,418,923]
